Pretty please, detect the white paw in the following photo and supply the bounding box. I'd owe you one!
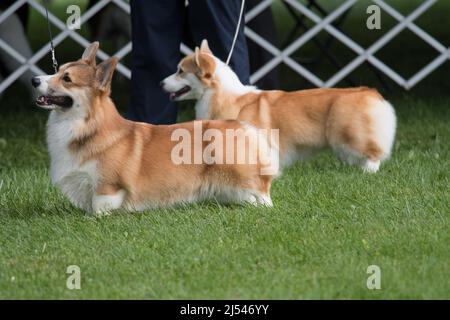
[91,209,111,217]
[362,160,380,173]
[246,195,258,206]
[91,190,126,215]
[257,194,273,207]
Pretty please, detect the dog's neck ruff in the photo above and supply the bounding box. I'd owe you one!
[195,58,258,119]
[214,58,256,95]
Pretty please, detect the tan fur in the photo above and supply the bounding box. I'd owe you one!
[179,47,394,168]
[39,44,276,213]
[86,114,272,207]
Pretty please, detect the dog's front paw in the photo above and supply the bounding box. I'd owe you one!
[91,191,126,216]
[91,210,111,218]
[88,208,112,217]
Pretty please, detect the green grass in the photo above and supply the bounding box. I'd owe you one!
[0,0,449,299]
[0,97,449,299]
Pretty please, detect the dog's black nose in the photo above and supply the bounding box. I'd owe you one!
[31,77,41,88]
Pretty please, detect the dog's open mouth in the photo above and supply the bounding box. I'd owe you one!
[169,86,191,101]
[36,95,73,109]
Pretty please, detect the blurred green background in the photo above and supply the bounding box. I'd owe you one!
[2,0,450,111]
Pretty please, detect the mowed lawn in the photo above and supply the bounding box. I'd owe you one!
[0,96,449,299]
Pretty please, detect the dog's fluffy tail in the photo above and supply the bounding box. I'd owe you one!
[368,99,397,161]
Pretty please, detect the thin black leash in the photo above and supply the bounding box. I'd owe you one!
[43,0,58,73]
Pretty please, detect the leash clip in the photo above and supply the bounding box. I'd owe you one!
[43,0,58,74]
[51,47,58,73]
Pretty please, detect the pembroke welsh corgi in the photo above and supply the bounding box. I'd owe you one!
[161,40,397,173]
[31,42,277,215]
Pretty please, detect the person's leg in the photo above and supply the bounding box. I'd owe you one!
[246,0,279,90]
[187,0,250,84]
[128,0,184,124]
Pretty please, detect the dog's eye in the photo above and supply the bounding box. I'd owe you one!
[62,74,72,83]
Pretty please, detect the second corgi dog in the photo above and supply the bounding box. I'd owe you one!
[31,42,277,215]
[161,40,397,173]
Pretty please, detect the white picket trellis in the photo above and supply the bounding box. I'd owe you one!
[0,0,448,95]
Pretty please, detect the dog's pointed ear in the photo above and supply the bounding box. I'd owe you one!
[195,51,216,79]
[95,57,118,93]
[200,39,212,54]
[82,41,99,66]
[194,47,201,67]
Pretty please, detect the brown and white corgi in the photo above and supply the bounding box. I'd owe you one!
[31,42,277,215]
[161,40,397,173]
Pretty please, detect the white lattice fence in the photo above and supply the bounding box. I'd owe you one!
[0,0,449,94]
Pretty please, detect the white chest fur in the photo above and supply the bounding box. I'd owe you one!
[46,111,98,211]
[195,90,213,120]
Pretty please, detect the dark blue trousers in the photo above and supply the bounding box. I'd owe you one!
[128,0,250,124]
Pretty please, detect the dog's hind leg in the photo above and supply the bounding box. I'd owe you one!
[329,102,396,173]
[362,159,381,173]
[91,188,126,216]
[255,193,273,207]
